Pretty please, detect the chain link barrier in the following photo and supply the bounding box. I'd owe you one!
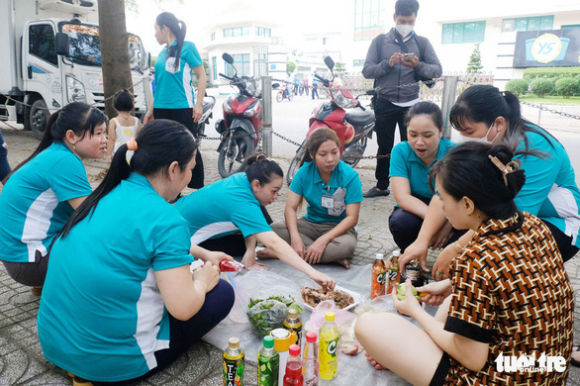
[519,100,580,120]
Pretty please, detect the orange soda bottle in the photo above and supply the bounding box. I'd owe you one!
[371,253,387,299]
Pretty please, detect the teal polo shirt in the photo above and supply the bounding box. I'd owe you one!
[0,141,91,263]
[514,125,580,248]
[154,41,202,109]
[290,160,364,224]
[390,138,455,205]
[175,173,272,244]
[37,173,192,382]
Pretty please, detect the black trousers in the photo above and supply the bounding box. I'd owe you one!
[544,220,579,262]
[153,108,204,189]
[374,98,409,190]
[388,206,465,253]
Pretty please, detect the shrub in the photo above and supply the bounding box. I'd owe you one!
[530,78,554,98]
[555,77,580,98]
[524,67,580,82]
[505,79,529,96]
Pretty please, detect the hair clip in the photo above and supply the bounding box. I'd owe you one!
[488,155,521,186]
[255,153,267,161]
[126,137,138,166]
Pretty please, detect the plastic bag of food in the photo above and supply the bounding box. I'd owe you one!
[354,294,396,316]
[246,299,289,337]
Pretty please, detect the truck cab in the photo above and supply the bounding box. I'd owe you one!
[0,0,149,138]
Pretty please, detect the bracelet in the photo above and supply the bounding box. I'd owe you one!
[453,241,462,253]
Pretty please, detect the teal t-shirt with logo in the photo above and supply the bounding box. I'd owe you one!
[289,160,364,224]
[37,173,192,382]
[0,142,92,263]
[154,41,202,109]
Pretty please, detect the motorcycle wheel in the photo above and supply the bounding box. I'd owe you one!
[218,132,255,178]
[287,139,307,185]
[288,92,293,102]
[276,93,283,103]
[341,136,367,169]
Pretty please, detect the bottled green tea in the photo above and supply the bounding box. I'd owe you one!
[258,336,280,386]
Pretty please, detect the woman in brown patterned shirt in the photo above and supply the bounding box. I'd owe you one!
[355,142,574,386]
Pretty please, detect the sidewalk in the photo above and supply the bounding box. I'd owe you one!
[0,129,579,385]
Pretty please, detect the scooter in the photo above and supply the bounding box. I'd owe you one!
[215,53,262,178]
[275,82,293,102]
[194,94,216,144]
[287,56,376,185]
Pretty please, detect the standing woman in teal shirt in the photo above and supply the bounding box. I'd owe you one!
[144,12,207,189]
[38,120,234,384]
[389,102,460,252]
[0,103,107,291]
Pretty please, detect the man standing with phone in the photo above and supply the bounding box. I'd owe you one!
[362,0,441,198]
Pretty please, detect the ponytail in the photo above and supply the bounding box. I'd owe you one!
[6,103,107,180]
[156,12,187,72]
[60,119,196,238]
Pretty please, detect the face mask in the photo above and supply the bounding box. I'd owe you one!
[458,123,500,145]
[396,25,414,38]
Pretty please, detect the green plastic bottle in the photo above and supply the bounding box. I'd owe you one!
[258,336,280,386]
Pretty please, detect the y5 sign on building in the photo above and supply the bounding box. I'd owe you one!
[514,28,580,67]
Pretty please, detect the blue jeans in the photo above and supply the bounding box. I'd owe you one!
[0,130,11,182]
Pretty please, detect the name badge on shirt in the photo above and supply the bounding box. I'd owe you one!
[321,196,334,208]
[165,57,180,74]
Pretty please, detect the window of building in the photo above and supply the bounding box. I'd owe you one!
[223,27,250,38]
[29,24,58,66]
[562,24,580,29]
[211,32,215,41]
[502,16,553,32]
[354,0,386,41]
[212,56,217,80]
[442,21,486,44]
[256,27,272,37]
[353,59,365,67]
[254,47,268,77]
[225,53,251,76]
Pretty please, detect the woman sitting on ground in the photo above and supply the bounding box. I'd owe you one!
[0,103,107,293]
[260,128,363,269]
[356,142,573,386]
[174,153,336,288]
[389,101,460,253]
[38,120,234,385]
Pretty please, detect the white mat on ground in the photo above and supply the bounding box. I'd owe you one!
[202,258,437,385]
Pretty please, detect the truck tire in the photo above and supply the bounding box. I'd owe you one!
[25,98,49,139]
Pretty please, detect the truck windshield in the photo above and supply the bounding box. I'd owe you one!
[59,23,147,70]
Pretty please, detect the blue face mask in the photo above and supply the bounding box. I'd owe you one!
[458,123,500,145]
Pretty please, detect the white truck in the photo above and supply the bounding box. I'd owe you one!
[0,0,150,138]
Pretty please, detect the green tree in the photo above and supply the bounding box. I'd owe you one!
[334,62,346,73]
[286,60,297,76]
[466,43,483,72]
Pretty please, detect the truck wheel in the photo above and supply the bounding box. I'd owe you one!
[25,98,49,139]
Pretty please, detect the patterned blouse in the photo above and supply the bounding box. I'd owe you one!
[443,212,574,385]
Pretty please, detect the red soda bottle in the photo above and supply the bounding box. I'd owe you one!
[220,259,243,273]
[371,253,386,299]
[283,344,303,386]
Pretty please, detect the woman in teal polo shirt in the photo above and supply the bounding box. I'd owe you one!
[261,128,364,269]
[175,154,336,289]
[401,85,580,277]
[389,102,458,252]
[0,102,107,291]
[144,12,206,189]
[38,120,234,384]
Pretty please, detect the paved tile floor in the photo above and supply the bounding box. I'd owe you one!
[0,131,579,385]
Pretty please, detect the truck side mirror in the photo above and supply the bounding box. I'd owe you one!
[55,33,70,56]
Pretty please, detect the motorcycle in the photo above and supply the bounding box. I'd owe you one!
[275,82,293,102]
[287,56,376,185]
[194,94,216,144]
[215,53,262,178]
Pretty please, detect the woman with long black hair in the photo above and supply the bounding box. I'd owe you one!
[144,12,207,189]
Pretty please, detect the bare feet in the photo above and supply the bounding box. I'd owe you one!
[364,351,388,370]
[335,258,351,270]
[571,346,580,366]
[256,248,276,259]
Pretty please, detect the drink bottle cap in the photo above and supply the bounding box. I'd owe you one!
[289,344,301,356]
[263,336,275,349]
[228,337,240,349]
[325,312,335,321]
[288,308,298,318]
[190,260,204,272]
[375,253,384,259]
[393,250,401,257]
[306,332,317,343]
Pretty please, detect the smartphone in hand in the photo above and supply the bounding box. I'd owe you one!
[404,53,415,62]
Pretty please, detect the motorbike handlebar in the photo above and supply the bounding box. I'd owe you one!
[219,73,234,80]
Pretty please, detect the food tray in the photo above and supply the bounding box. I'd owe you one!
[303,285,364,312]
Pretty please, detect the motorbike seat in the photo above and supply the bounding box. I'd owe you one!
[344,109,375,128]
